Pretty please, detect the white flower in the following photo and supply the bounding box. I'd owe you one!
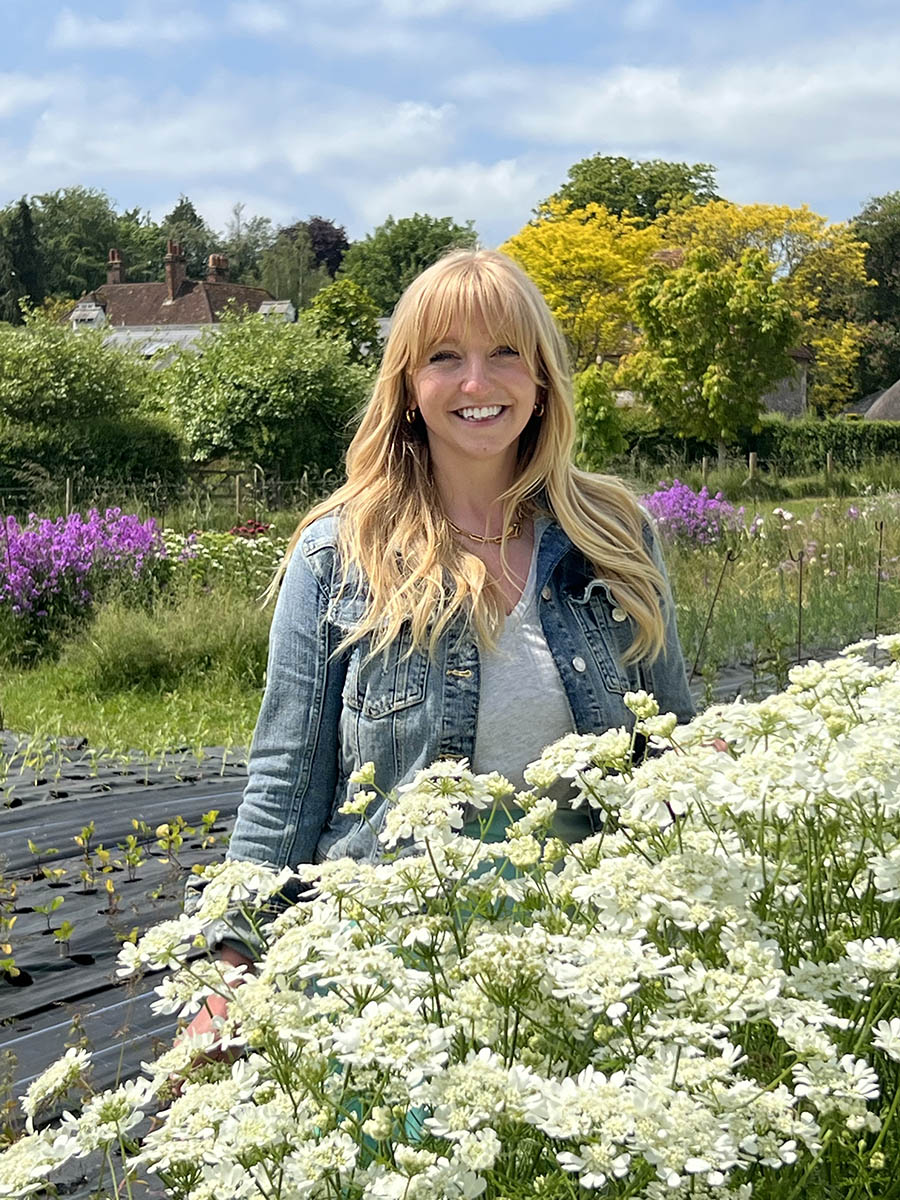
[22,1047,91,1129]
[625,689,660,719]
[872,1017,900,1062]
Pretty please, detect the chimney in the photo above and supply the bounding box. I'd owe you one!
[164,240,186,301]
[207,253,229,283]
[106,248,125,285]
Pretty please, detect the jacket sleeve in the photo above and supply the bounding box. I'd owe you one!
[226,537,348,869]
[642,522,696,725]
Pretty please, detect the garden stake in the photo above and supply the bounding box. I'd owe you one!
[690,548,738,681]
[788,548,805,664]
[873,519,885,654]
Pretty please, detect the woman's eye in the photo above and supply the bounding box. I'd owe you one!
[428,350,457,363]
[495,345,519,357]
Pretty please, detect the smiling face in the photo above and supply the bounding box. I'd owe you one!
[410,317,539,486]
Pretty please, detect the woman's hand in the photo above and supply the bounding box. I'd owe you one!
[174,943,255,1075]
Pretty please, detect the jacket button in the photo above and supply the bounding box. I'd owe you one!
[541,586,551,601]
[612,607,627,622]
[572,656,586,672]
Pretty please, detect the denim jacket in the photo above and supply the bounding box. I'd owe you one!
[227,511,694,870]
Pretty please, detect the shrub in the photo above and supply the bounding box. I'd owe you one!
[642,479,745,545]
[157,309,371,481]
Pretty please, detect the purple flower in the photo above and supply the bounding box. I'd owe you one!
[0,509,166,621]
[642,480,744,546]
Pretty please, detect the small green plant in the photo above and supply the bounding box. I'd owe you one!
[102,877,120,916]
[117,834,146,881]
[40,865,66,887]
[54,919,75,957]
[26,838,59,877]
[155,815,194,868]
[73,821,95,890]
[34,894,64,931]
[199,808,220,848]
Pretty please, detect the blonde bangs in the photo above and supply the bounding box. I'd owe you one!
[270,248,668,667]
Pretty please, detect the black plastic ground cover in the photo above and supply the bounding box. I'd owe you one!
[0,737,250,1131]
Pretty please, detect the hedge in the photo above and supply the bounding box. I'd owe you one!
[613,411,900,474]
[0,416,187,500]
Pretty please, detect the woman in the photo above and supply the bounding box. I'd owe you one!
[185,248,693,1034]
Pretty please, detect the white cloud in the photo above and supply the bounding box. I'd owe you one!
[50,5,210,50]
[0,73,63,120]
[227,2,291,35]
[353,158,555,243]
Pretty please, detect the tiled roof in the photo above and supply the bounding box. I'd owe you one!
[78,279,273,327]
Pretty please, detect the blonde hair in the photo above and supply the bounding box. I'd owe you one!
[273,249,666,663]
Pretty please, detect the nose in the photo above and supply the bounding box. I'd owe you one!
[460,355,491,396]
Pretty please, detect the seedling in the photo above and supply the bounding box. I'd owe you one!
[27,838,59,877]
[118,834,146,881]
[199,809,221,848]
[41,865,67,887]
[34,894,64,931]
[103,878,120,916]
[74,821,96,889]
[54,919,75,957]
[155,815,195,867]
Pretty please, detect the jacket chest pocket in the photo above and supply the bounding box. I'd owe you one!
[566,578,638,696]
[329,595,429,720]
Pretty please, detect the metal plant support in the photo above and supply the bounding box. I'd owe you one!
[788,547,806,664]
[690,548,738,681]
[873,519,886,652]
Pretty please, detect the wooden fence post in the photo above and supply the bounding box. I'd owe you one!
[701,456,709,485]
[826,451,834,481]
[748,452,758,481]
[65,477,73,516]
[235,473,242,518]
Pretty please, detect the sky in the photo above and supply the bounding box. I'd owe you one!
[1,0,899,246]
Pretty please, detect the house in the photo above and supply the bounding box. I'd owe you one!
[68,242,294,357]
[864,379,900,420]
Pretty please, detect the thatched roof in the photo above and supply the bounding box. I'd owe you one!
[865,379,900,420]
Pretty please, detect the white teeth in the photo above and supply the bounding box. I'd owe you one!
[457,405,503,421]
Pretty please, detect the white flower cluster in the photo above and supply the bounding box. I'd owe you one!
[4,637,900,1198]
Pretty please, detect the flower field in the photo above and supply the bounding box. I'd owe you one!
[4,639,900,1198]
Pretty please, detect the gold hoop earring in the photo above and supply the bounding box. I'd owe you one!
[533,398,545,418]
[405,408,418,425]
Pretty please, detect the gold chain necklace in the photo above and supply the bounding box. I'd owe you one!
[445,515,522,544]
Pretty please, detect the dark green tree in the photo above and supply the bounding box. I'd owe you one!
[161,194,221,281]
[0,198,45,323]
[114,207,165,282]
[29,186,121,296]
[260,226,330,309]
[852,192,900,392]
[543,155,720,225]
[340,213,477,313]
[305,216,349,276]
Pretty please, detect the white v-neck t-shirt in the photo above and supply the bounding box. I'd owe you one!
[472,518,575,790]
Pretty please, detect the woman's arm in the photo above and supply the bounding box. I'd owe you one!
[228,534,348,869]
[642,523,696,724]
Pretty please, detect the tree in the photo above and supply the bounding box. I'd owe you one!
[501,200,661,370]
[572,362,625,470]
[622,247,799,466]
[115,207,165,283]
[260,226,330,310]
[223,203,276,284]
[304,216,349,276]
[309,278,382,364]
[161,194,221,281]
[662,201,869,412]
[851,192,900,392]
[29,186,121,296]
[0,199,45,323]
[340,214,477,313]
[157,309,370,479]
[543,155,719,224]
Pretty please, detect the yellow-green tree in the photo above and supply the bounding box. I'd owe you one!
[623,247,799,466]
[662,202,870,412]
[501,201,661,371]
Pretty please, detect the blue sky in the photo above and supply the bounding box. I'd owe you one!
[1,0,898,245]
